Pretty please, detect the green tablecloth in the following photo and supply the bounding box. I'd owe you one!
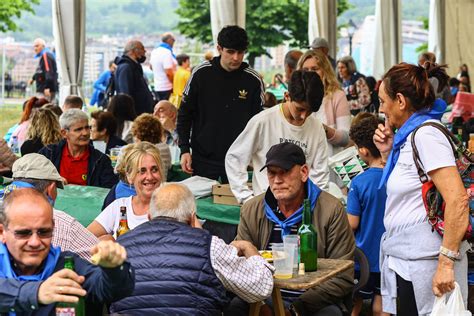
[196,197,240,225]
[54,185,240,227]
[55,185,110,227]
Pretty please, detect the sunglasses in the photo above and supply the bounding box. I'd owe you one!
[6,228,53,240]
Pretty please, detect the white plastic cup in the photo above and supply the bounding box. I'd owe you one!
[283,235,299,269]
[272,243,295,279]
[109,147,121,167]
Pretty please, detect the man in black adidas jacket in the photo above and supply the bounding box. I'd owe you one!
[177,25,264,182]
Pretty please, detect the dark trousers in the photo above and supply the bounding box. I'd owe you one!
[396,274,418,315]
[192,158,228,183]
[154,90,172,101]
[224,296,343,316]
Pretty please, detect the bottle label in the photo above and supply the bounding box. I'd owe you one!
[56,307,76,316]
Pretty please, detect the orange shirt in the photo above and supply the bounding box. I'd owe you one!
[59,145,89,185]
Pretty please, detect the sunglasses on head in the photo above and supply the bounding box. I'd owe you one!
[6,228,53,240]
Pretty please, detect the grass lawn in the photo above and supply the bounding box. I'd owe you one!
[0,104,22,138]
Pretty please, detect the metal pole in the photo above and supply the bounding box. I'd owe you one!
[349,35,353,56]
[1,42,5,106]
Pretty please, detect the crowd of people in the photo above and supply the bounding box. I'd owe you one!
[0,23,472,316]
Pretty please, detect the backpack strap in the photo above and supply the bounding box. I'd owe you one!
[411,122,457,183]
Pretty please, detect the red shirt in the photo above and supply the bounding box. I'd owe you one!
[59,145,90,185]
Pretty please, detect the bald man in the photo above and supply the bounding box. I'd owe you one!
[284,50,303,83]
[29,38,58,102]
[0,188,134,314]
[110,183,273,315]
[115,39,154,115]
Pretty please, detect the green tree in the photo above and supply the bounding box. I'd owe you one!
[176,0,352,67]
[416,16,429,53]
[0,0,39,33]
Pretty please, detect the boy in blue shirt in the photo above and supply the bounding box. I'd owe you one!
[347,113,388,316]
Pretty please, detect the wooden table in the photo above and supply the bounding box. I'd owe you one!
[249,258,354,316]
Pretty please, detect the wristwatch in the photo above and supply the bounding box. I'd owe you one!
[439,246,460,261]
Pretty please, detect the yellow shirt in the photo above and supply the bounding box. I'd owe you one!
[173,66,191,97]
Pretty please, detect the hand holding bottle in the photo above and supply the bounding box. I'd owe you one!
[90,240,127,268]
[38,269,86,305]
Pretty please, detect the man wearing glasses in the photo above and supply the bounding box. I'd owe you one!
[0,153,100,261]
[0,188,134,314]
[177,25,265,182]
[39,109,118,188]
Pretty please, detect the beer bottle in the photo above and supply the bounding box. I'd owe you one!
[116,206,130,237]
[55,256,85,316]
[297,199,318,271]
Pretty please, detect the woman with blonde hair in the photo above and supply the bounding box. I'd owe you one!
[88,141,163,239]
[20,108,62,155]
[297,50,351,156]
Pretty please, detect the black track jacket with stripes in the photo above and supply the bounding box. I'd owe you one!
[177,56,264,167]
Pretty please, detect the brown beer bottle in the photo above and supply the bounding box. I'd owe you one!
[116,206,130,237]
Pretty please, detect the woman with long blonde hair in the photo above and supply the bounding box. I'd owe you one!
[88,141,163,240]
[21,107,62,155]
[297,50,351,156]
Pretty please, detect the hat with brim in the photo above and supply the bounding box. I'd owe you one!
[260,143,306,172]
[12,153,64,189]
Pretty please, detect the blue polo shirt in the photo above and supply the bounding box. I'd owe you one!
[347,167,387,273]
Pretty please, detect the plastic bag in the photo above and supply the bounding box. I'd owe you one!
[430,282,471,316]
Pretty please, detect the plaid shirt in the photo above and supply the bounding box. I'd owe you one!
[52,209,99,261]
[210,236,274,303]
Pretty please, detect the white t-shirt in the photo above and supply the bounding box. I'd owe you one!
[384,121,455,280]
[150,46,176,91]
[94,196,149,238]
[225,104,329,203]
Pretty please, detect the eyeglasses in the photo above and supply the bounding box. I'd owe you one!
[6,228,53,240]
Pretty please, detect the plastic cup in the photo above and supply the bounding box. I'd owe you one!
[283,235,299,269]
[93,140,107,154]
[272,243,295,279]
[109,147,121,167]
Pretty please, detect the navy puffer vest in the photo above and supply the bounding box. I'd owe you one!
[110,217,229,315]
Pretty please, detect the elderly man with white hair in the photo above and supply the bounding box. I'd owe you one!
[29,38,58,102]
[150,32,177,101]
[111,183,274,315]
[38,109,118,188]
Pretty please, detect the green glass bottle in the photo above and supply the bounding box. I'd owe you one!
[297,199,318,271]
[56,256,85,316]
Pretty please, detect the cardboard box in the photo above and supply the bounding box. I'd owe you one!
[212,183,252,206]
